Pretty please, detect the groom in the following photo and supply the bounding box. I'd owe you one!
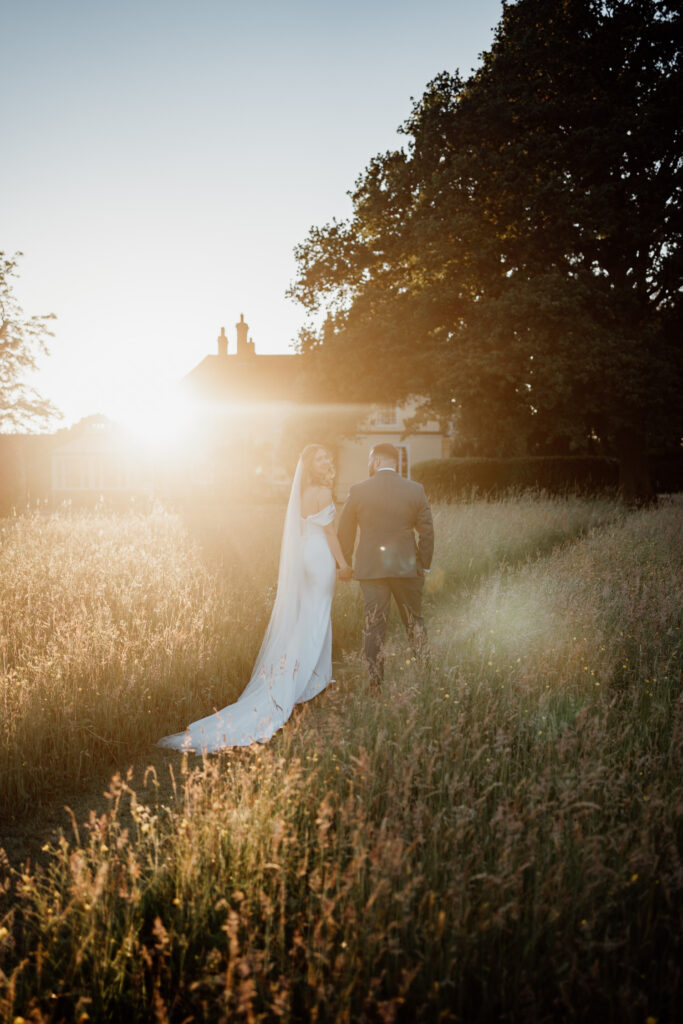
[337,443,434,688]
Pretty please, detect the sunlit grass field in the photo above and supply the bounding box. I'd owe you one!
[0,495,681,1021]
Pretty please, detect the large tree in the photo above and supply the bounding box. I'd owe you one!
[290,0,682,502]
[0,252,58,431]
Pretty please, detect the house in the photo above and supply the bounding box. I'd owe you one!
[178,315,302,497]
[181,315,448,499]
[50,415,154,506]
[334,401,448,498]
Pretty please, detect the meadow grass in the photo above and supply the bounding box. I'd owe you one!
[0,495,620,819]
[0,509,274,816]
[0,495,680,1021]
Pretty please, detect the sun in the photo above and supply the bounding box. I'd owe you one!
[117,385,197,457]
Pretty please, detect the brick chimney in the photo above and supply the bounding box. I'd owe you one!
[236,313,250,357]
[217,326,228,357]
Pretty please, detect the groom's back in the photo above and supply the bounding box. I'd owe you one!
[339,470,433,579]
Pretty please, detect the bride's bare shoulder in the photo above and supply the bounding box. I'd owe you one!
[301,484,332,516]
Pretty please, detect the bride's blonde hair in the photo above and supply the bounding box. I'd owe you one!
[300,444,334,491]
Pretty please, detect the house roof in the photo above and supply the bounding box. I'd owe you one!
[51,433,128,456]
[183,352,304,404]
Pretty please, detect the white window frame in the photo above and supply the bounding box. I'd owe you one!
[373,405,399,428]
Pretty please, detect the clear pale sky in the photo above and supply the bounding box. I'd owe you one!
[2,0,502,430]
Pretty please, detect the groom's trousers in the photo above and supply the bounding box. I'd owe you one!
[359,576,428,687]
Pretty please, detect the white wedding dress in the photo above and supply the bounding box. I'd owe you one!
[158,459,336,752]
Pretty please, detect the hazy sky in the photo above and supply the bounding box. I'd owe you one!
[2,0,503,429]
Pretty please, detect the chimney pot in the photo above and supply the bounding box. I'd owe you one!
[236,313,250,357]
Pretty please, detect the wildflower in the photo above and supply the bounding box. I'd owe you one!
[630,873,639,883]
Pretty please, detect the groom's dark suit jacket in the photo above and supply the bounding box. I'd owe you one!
[338,470,434,579]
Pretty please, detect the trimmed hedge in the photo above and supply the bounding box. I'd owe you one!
[411,456,620,499]
[651,453,683,495]
[412,454,683,500]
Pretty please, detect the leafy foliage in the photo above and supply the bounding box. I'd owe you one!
[290,0,683,499]
[412,455,621,499]
[0,252,59,430]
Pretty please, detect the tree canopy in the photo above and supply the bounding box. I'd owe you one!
[290,0,682,501]
[0,252,58,431]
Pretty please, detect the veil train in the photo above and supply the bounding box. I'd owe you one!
[158,457,330,751]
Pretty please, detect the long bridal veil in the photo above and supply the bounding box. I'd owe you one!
[158,457,309,750]
[238,456,305,705]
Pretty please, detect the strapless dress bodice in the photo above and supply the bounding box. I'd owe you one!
[301,502,335,531]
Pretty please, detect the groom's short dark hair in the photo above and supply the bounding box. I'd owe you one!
[371,443,399,464]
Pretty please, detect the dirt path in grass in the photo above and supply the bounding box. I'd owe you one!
[1,745,180,868]
[1,666,356,869]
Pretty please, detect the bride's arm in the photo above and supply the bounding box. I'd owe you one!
[324,522,351,573]
[316,486,351,573]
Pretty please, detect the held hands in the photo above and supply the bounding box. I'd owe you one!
[337,565,354,582]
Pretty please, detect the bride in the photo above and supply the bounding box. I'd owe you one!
[158,444,352,752]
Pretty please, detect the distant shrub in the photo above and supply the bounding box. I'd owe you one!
[412,456,620,500]
[651,452,683,494]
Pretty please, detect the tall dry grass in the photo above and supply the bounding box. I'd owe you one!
[0,495,620,818]
[0,510,271,816]
[0,496,681,1021]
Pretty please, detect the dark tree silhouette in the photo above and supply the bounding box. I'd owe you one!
[0,252,59,431]
[290,0,682,503]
